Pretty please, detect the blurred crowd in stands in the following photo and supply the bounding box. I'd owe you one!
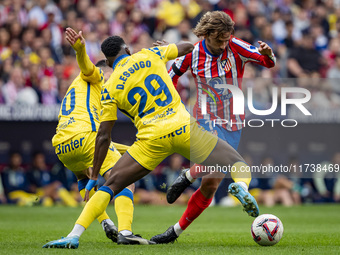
[0,0,340,107]
[0,150,339,206]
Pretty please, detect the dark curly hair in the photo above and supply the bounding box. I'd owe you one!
[95,59,107,68]
[101,36,126,58]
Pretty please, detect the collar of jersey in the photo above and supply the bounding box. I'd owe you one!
[112,54,129,71]
[202,39,222,58]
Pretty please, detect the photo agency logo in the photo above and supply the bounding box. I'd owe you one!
[200,84,312,128]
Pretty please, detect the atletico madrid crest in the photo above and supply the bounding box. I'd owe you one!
[220,58,232,73]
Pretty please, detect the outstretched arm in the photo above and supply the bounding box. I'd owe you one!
[176,41,194,58]
[65,27,94,77]
[153,40,193,88]
[153,40,194,59]
[231,38,276,68]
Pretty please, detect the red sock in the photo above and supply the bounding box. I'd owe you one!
[178,188,213,230]
[190,164,210,179]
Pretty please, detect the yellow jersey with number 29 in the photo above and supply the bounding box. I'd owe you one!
[52,67,104,146]
[100,44,190,139]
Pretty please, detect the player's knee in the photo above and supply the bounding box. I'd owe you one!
[104,171,116,187]
[200,180,220,196]
[104,170,122,190]
[103,169,111,180]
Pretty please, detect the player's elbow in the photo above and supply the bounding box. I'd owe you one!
[266,55,276,68]
[186,43,195,53]
[185,43,195,55]
[96,126,112,146]
[96,133,111,150]
[177,42,194,57]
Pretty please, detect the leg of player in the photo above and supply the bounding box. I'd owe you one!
[167,138,255,212]
[151,174,224,244]
[71,153,155,245]
[103,170,137,244]
[152,139,258,244]
[166,164,224,203]
[78,177,118,243]
[113,185,140,245]
[167,141,248,204]
[42,176,117,248]
[200,139,257,217]
[72,171,118,243]
[42,185,137,249]
[42,164,143,248]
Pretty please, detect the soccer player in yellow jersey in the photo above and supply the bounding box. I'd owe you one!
[45,35,258,247]
[43,28,152,248]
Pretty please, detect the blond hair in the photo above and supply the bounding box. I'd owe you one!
[193,11,235,38]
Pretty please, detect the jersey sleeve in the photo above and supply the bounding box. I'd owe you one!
[73,39,103,84]
[80,66,104,84]
[147,44,178,64]
[100,86,118,122]
[168,54,191,88]
[231,37,276,68]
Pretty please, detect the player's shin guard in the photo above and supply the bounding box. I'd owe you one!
[75,186,113,229]
[178,188,212,230]
[114,188,134,232]
[78,179,110,224]
[231,161,251,187]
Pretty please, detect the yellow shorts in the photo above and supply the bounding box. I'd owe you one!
[127,119,218,170]
[54,132,122,177]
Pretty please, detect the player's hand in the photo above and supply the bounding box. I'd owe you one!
[153,40,169,47]
[258,41,273,57]
[84,179,98,202]
[65,27,85,51]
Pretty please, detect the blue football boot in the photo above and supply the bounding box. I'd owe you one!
[228,183,259,217]
[42,236,79,249]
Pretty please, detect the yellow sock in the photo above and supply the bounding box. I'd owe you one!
[114,188,134,232]
[76,190,111,229]
[79,188,110,224]
[231,161,251,187]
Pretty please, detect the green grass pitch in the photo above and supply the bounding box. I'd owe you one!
[0,204,339,254]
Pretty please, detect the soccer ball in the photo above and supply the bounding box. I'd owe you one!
[251,214,283,246]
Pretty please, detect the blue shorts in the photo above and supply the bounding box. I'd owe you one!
[197,119,242,150]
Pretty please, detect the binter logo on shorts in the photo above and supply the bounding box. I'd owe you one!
[56,137,85,155]
[159,125,188,139]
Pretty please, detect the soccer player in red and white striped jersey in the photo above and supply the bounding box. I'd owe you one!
[169,21,276,132]
[151,11,275,244]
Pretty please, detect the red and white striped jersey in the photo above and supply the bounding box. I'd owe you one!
[169,36,276,131]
